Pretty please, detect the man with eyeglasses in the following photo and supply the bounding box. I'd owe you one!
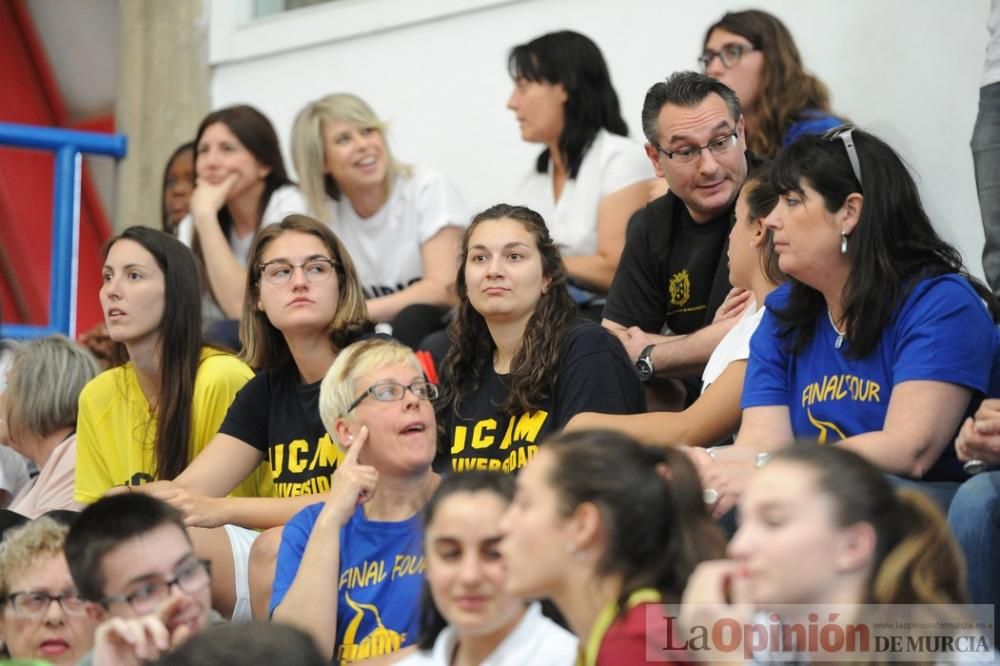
[603,71,758,404]
[64,494,219,664]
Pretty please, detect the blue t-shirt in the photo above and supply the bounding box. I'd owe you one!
[781,110,843,149]
[742,275,998,480]
[270,502,425,664]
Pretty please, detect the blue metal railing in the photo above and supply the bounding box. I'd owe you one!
[0,122,127,340]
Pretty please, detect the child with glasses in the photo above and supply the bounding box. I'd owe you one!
[271,338,440,663]
[0,517,97,665]
[701,9,843,158]
[65,493,219,665]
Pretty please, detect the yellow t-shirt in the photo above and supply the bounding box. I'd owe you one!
[74,348,273,503]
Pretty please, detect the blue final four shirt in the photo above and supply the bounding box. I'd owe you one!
[742,275,998,480]
[270,503,424,664]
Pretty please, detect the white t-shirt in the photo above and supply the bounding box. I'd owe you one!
[396,602,578,666]
[514,129,652,258]
[326,166,467,299]
[701,300,764,390]
[176,184,308,267]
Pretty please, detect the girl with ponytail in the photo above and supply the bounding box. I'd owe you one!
[683,443,970,662]
[499,430,724,665]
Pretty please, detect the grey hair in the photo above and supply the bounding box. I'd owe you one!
[641,71,742,145]
[3,335,99,443]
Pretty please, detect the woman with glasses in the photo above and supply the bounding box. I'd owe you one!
[136,214,372,621]
[507,31,654,304]
[700,9,842,158]
[439,204,643,474]
[0,517,98,665]
[271,338,440,663]
[292,93,467,348]
[699,127,999,517]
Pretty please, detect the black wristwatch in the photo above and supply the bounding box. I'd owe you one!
[635,344,656,382]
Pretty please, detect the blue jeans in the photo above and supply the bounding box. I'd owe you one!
[972,82,1000,295]
[885,475,959,515]
[948,472,1000,622]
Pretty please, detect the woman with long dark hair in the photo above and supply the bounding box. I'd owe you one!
[507,31,653,298]
[75,227,270,503]
[438,204,643,474]
[500,430,724,664]
[701,127,999,516]
[700,9,842,157]
[178,105,307,320]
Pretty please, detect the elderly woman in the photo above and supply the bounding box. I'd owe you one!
[270,338,440,663]
[700,127,999,516]
[0,336,98,517]
[0,517,99,664]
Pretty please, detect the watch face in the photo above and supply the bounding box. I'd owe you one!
[636,359,653,381]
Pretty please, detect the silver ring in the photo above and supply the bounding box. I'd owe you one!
[703,488,720,505]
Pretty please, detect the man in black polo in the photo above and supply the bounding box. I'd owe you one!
[603,72,756,397]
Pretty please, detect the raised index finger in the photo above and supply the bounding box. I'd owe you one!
[343,425,369,465]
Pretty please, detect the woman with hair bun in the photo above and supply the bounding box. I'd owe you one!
[683,445,972,661]
[500,430,723,665]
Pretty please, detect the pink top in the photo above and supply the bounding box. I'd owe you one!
[8,434,83,518]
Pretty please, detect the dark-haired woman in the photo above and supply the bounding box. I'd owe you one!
[704,127,999,516]
[683,445,972,660]
[701,9,843,157]
[162,141,196,233]
[75,227,271,504]
[439,204,644,474]
[177,105,307,319]
[500,430,724,665]
[507,31,653,296]
[397,471,576,666]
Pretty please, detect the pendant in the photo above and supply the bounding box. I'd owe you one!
[834,334,844,349]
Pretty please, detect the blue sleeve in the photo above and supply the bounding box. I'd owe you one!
[741,303,791,410]
[892,277,997,393]
[269,504,322,615]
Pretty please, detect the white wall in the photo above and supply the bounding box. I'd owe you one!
[210,0,992,278]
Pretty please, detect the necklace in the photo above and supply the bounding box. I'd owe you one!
[827,310,845,349]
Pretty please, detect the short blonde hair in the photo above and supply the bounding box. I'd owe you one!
[3,336,99,444]
[0,517,69,597]
[319,338,422,450]
[291,92,411,224]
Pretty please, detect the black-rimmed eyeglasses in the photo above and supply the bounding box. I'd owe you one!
[822,125,863,191]
[2,590,88,619]
[698,43,757,71]
[100,559,212,614]
[347,380,439,412]
[651,132,739,165]
[258,258,338,286]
